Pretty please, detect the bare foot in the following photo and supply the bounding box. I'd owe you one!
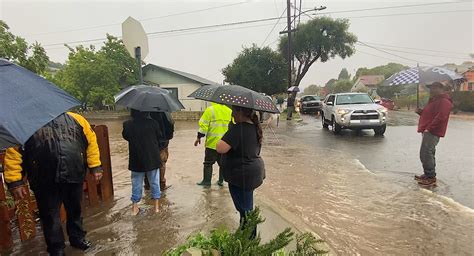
[131,204,140,216]
[154,200,160,213]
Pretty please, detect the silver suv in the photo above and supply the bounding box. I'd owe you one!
[321,93,387,135]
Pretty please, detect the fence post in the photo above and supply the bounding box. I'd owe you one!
[0,174,13,250]
[94,125,114,201]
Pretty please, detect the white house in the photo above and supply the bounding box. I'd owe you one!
[351,75,385,97]
[143,64,215,111]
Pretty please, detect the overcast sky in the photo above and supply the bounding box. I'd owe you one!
[1,0,472,89]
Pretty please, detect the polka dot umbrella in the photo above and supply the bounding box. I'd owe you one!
[188,84,280,113]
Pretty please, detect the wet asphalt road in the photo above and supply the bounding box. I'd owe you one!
[290,111,474,209]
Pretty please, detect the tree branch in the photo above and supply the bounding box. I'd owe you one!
[295,51,321,86]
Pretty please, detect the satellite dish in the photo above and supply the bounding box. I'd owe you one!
[122,16,149,59]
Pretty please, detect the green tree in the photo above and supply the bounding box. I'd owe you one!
[53,35,138,109]
[332,80,353,93]
[279,17,357,87]
[222,45,287,95]
[302,84,322,95]
[0,20,49,74]
[355,62,408,80]
[338,68,350,80]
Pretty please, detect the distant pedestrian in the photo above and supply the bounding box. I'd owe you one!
[415,82,453,186]
[216,106,265,238]
[194,103,232,187]
[287,93,295,120]
[150,112,175,191]
[123,109,162,215]
[4,112,103,255]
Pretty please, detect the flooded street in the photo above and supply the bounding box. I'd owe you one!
[6,112,473,255]
[258,111,473,255]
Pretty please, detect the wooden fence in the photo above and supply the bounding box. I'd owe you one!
[0,125,113,251]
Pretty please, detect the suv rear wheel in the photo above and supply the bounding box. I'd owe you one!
[331,116,341,134]
[374,124,386,136]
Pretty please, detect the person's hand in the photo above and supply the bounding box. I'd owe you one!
[194,138,201,147]
[10,186,28,200]
[94,172,103,182]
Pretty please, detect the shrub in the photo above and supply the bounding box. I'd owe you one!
[164,207,328,256]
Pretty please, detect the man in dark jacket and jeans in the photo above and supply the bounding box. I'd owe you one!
[4,112,103,255]
[415,82,453,186]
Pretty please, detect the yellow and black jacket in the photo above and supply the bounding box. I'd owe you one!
[4,112,102,189]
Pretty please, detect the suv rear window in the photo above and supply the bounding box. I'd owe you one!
[336,94,373,105]
[303,96,320,101]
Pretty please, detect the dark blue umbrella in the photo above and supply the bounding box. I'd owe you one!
[0,59,80,150]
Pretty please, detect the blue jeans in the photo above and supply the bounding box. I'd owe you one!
[131,169,160,203]
[228,184,256,238]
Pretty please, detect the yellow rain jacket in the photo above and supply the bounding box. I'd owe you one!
[3,112,102,189]
[198,103,232,150]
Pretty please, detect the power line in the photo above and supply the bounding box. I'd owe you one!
[41,8,472,49]
[42,15,288,47]
[358,41,473,55]
[356,49,414,66]
[357,42,472,61]
[26,1,250,37]
[261,8,287,47]
[340,9,473,19]
[307,1,470,14]
[357,41,438,66]
[45,20,291,51]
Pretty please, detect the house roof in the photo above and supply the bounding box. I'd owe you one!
[357,75,385,87]
[143,64,216,85]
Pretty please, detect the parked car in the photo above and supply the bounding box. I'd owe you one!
[321,93,388,135]
[299,95,322,114]
[376,98,396,110]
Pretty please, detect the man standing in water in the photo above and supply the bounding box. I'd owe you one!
[4,112,102,255]
[286,93,295,120]
[194,103,232,187]
[415,82,453,186]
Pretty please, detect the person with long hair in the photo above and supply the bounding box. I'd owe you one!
[216,106,265,237]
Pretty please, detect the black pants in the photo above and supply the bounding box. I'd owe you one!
[33,183,86,253]
[204,148,223,182]
[228,184,256,238]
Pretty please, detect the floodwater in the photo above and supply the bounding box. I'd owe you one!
[5,118,301,256]
[5,112,473,255]
[258,111,473,255]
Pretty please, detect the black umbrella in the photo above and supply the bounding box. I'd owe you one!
[0,59,80,150]
[114,85,185,112]
[188,84,280,113]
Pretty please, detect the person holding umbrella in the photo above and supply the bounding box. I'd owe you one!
[122,109,162,215]
[216,106,265,238]
[189,84,278,238]
[415,82,453,186]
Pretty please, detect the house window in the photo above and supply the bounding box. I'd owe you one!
[468,82,473,91]
[164,88,179,101]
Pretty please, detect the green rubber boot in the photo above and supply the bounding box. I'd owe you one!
[197,167,212,187]
[217,168,224,186]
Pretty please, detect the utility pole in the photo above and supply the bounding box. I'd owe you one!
[286,0,292,88]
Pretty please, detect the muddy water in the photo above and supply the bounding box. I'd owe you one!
[7,114,473,255]
[257,112,473,255]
